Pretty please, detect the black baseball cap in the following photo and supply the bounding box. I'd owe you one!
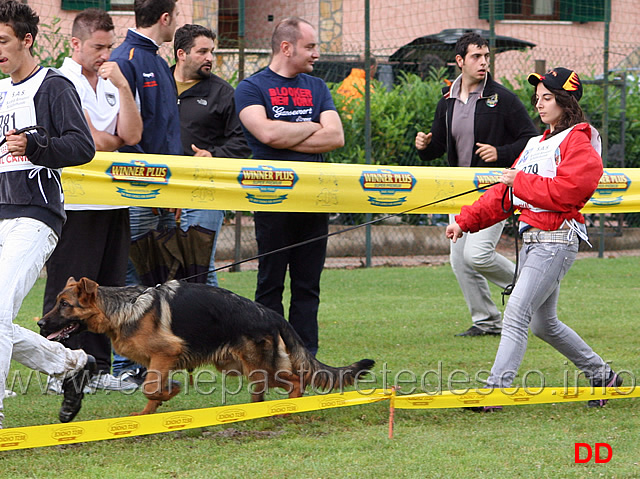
[528,67,583,101]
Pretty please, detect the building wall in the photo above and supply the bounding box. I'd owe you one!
[33,1,640,82]
[339,0,638,77]
[32,2,193,65]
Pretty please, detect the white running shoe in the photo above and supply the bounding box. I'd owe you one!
[47,376,63,395]
[4,390,17,398]
[48,373,139,394]
[86,373,139,392]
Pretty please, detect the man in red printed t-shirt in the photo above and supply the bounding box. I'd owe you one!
[235,17,344,356]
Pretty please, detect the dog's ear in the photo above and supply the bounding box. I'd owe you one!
[65,276,77,287]
[77,277,99,303]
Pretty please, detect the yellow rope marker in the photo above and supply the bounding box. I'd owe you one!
[0,390,389,451]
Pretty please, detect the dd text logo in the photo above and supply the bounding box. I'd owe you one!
[574,443,612,463]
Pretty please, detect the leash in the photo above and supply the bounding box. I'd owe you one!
[0,125,50,158]
[178,181,503,284]
[500,184,518,304]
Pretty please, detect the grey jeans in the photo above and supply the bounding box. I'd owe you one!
[486,240,610,388]
[449,216,515,332]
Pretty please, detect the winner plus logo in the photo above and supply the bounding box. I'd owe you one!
[590,170,631,207]
[360,168,416,207]
[106,159,171,201]
[238,165,298,205]
[473,170,502,190]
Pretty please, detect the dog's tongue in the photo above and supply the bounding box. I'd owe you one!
[46,324,79,341]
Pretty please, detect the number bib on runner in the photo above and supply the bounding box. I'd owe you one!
[511,126,574,212]
[0,67,47,172]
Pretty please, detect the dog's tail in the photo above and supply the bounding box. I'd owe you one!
[278,319,375,392]
[306,357,376,392]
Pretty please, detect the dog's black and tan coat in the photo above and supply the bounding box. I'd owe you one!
[39,278,375,415]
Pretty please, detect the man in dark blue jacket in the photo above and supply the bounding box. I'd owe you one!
[416,32,538,338]
[110,0,180,157]
[109,0,181,379]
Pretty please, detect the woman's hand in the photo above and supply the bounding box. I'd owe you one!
[499,168,518,187]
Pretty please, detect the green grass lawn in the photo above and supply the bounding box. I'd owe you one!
[1,257,638,478]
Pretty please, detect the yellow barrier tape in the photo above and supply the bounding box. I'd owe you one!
[1,386,635,449]
[0,390,388,451]
[394,386,639,409]
[61,152,640,213]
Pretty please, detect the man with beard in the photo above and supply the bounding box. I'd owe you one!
[171,24,250,286]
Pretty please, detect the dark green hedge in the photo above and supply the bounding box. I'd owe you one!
[328,71,639,170]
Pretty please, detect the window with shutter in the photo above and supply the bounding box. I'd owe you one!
[479,0,607,22]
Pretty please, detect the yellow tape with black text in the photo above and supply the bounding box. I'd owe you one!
[0,390,388,451]
[0,387,636,451]
[62,152,640,213]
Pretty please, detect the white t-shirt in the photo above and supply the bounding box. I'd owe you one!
[59,57,124,211]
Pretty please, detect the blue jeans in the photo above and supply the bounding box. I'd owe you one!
[486,240,609,388]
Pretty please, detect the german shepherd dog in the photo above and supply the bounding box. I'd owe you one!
[39,277,375,416]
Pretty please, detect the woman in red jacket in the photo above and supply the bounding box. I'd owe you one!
[446,67,621,409]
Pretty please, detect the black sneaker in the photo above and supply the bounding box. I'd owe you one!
[59,355,97,423]
[588,371,623,408]
[455,326,501,337]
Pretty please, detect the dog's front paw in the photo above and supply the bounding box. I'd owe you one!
[131,399,163,415]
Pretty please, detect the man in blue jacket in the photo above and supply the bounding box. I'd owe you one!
[109,0,181,380]
[416,32,538,337]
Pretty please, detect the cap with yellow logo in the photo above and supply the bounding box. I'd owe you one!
[528,67,583,101]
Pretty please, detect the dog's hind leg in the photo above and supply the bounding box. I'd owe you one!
[249,369,267,402]
[288,376,304,399]
[276,372,304,399]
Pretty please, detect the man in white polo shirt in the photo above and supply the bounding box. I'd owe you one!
[42,8,142,392]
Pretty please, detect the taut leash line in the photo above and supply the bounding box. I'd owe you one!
[180,181,502,283]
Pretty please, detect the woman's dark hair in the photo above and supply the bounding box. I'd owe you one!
[531,87,587,138]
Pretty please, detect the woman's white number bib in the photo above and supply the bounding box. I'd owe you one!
[512,126,574,212]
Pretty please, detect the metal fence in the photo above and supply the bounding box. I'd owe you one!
[30,0,640,269]
[214,213,640,272]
